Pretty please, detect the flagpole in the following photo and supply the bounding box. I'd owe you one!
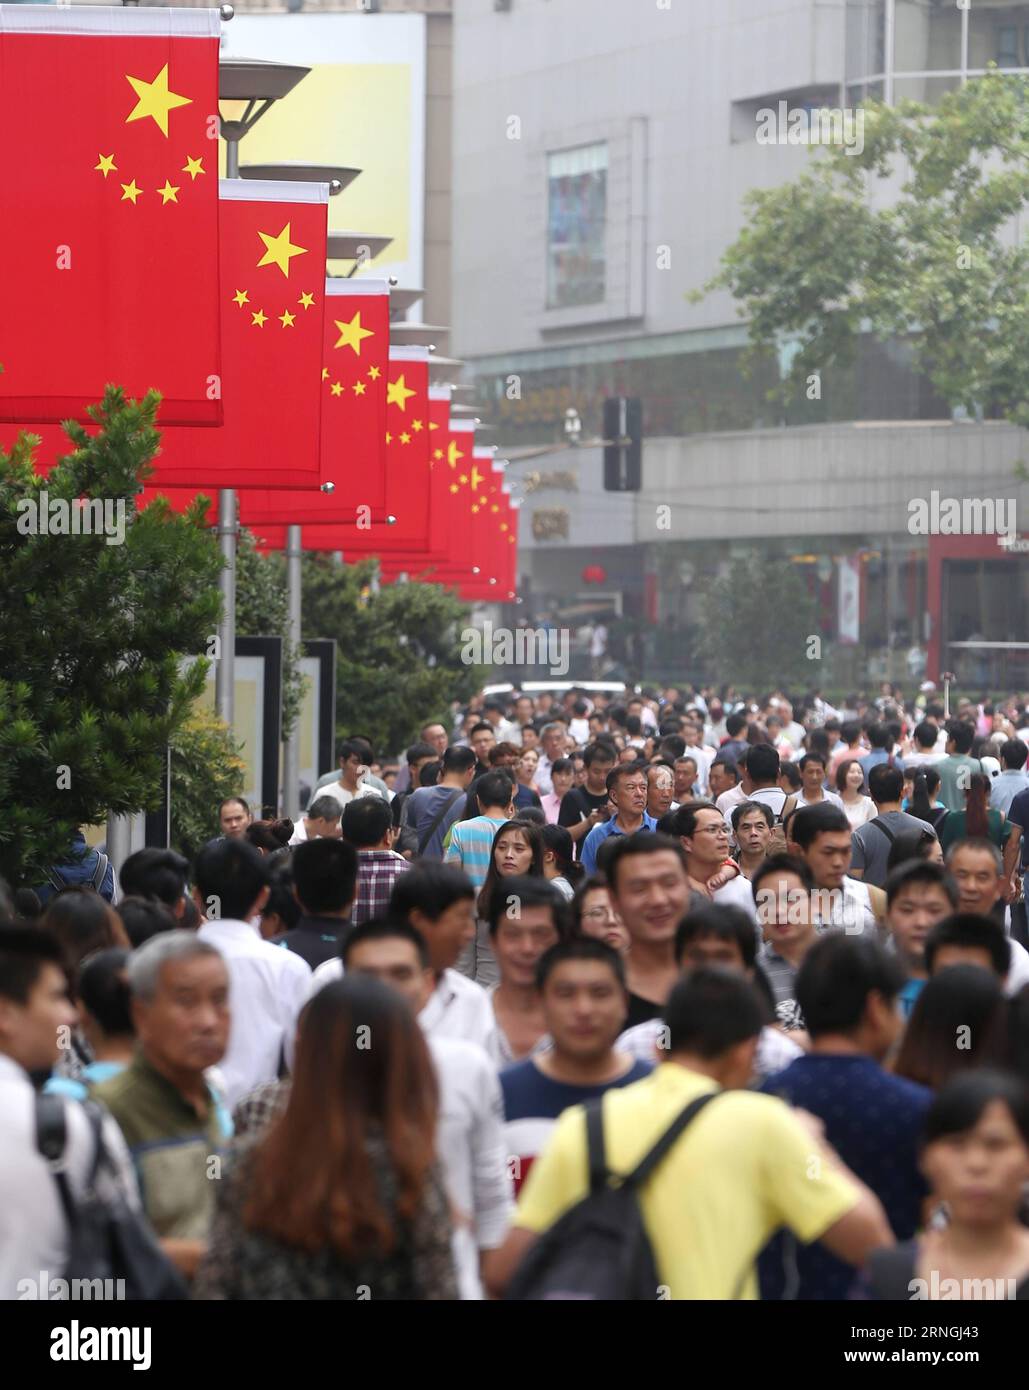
[283,524,302,819]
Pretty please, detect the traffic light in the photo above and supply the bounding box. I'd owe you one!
[603,396,643,491]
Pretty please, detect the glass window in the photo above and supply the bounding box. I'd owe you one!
[546,143,607,309]
[997,26,1020,68]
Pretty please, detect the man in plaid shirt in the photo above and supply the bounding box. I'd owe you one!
[341,797,411,924]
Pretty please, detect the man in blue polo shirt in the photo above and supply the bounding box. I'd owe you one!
[581,763,656,874]
[759,933,930,1300]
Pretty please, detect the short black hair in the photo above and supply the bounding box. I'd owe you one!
[337,737,369,764]
[745,744,780,785]
[885,859,959,910]
[946,720,974,755]
[476,770,515,811]
[731,800,774,831]
[443,745,477,775]
[342,918,430,971]
[913,721,938,751]
[291,838,359,915]
[868,764,904,804]
[924,1070,1029,1149]
[606,762,646,795]
[708,757,738,782]
[263,867,302,934]
[0,926,65,1004]
[790,802,851,849]
[340,796,393,848]
[119,848,189,910]
[583,742,617,769]
[750,853,816,898]
[388,862,474,923]
[670,801,721,839]
[405,741,437,767]
[725,713,747,738]
[536,936,626,992]
[603,832,688,893]
[469,721,494,739]
[866,722,890,750]
[795,935,905,1039]
[194,839,270,921]
[484,875,568,936]
[798,751,827,770]
[78,948,133,1036]
[116,896,177,949]
[925,913,1010,977]
[662,967,766,1058]
[674,902,757,971]
[1001,739,1028,771]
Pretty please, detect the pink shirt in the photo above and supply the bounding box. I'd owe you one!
[541,792,564,825]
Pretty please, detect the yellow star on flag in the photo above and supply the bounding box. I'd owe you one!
[367,366,381,380]
[322,367,330,381]
[353,381,366,397]
[412,420,424,432]
[120,180,143,204]
[95,154,116,178]
[298,291,315,310]
[471,504,481,515]
[491,504,499,513]
[387,375,416,411]
[459,474,469,485]
[331,382,343,397]
[280,311,296,328]
[449,483,459,494]
[157,180,179,205]
[447,441,465,469]
[433,449,444,461]
[125,65,191,138]
[257,223,307,278]
[500,523,509,533]
[233,290,250,308]
[386,432,393,444]
[251,310,268,328]
[333,312,374,355]
[400,432,411,445]
[182,156,205,181]
[470,465,484,489]
[429,421,439,431]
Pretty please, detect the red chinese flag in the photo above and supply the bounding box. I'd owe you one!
[0,7,221,424]
[151,180,328,489]
[345,347,431,551]
[237,277,390,525]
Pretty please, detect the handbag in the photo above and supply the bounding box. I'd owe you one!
[36,1093,188,1301]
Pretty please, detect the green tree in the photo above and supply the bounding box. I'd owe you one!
[236,528,304,739]
[694,555,820,692]
[702,72,1029,427]
[0,388,222,887]
[301,554,484,756]
[170,707,246,861]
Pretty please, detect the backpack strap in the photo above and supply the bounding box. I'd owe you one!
[45,866,70,894]
[585,1098,608,1193]
[90,852,110,895]
[35,1092,78,1233]
[417,789,464,856]
[624,1092,719,1188]
[869,816,896,845]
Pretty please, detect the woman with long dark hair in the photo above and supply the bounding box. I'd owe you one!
[193,976,457,1299]
[540,823,582,901]
[908,767,948,833]
[476,818,545,921]
[855,1072,1029,1299]
[893,965,1009,1090]
[938,773,1020,862]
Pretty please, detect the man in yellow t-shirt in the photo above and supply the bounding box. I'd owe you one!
[489,968,892,1299]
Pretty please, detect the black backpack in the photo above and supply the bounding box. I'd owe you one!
[36,1094,187,1301]
[505,1092,717,1301]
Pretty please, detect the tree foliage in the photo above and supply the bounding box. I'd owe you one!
[170,707,246,862]
[0,388,222,887]
[301,555,484,756]
[694,554,820,693]
[704,72,1029,427]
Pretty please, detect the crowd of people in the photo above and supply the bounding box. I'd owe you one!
[4,680,1029,1301]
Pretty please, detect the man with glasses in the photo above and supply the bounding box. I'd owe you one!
[580,764,656,874]
[671,802,758,919]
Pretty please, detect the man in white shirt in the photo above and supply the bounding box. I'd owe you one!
[991,739,1029,817]
[317,738,387,812]
[788,803,881,938]
[194,840,311,1108]
[903,720,945,770]
[342,920,514,1299]
[287,794,342,847]
[310,861,497,1055]
[535,722,570,797]
[0,927,139,1299]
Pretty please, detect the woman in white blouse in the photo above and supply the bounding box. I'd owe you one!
[835,758,877,829]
